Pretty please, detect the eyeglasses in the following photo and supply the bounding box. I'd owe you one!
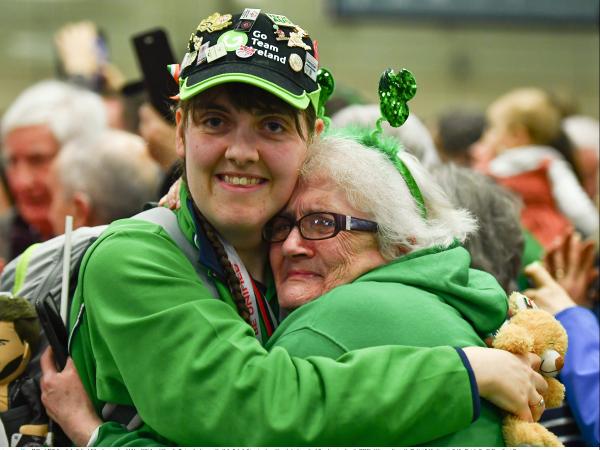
[263,212,378,243]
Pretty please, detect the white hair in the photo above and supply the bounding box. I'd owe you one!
[331,104,440,168]
[302,135,477,260]
[56,130,160,224]
[563,115,599,156]
[1,80,107,144]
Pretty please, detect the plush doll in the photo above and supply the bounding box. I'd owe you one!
[492,292,568,447]
[0,294,48,446]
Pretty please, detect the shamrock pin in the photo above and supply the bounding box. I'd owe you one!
[378,68,416,128]
[316,68,335,126]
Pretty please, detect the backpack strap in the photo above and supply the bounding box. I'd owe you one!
[12,244,40,295]
[132,207,218,298]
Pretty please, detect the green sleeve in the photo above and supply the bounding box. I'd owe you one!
[93,422,172,447]
[76,229,475,446]
[270,327,348,359]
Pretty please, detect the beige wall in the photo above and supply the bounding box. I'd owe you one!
[1,0,598,121]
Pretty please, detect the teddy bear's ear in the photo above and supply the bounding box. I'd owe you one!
[509,292,537,315]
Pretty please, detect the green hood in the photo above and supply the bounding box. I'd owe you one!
[355,243,508,336]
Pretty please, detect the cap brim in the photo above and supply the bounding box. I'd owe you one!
[181,62,320,111]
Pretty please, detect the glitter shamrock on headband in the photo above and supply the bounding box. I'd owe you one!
[316,67,335,131]
[369,68,427,219]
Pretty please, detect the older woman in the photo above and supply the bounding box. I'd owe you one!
[264,132,514,446]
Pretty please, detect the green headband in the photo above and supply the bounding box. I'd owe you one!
[370,68,427,219]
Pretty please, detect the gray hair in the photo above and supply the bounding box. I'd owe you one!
[55,130,160,224]
[301,135,476,260]
[331,104,440,168]
[1,80,107,144]
[431,164,523,293]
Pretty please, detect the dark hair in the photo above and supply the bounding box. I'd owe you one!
[0,295,41,352]
[436,108,486,164]
[192,213,252,324]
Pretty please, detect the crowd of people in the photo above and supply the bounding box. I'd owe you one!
[0,7,598,447]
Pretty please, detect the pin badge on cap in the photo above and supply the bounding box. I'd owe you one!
[304,51,318,81]
[236,45,256,59]
[181,51,196,72]
[274,27,288,41]
[218,30,248,51]
[235,8,261,32]
[196,41,210,65]
[191,35,203,52]
[287,31,311,51]
[289,53,303,72]
[241,8,261,20]
[197,12,233,33]
[206,42,227,63]
[293,25,309,38]
[266,13,295,28]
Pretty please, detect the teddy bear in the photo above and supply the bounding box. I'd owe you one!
[492,292,568,447]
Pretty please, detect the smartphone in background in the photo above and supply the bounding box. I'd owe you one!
[132,28,178,124]
[35,297,68,371]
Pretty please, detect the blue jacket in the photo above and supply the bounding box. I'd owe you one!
[557,306,600,446]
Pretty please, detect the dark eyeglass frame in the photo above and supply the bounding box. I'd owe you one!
[263,211,378,243]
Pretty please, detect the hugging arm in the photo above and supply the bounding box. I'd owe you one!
[48,229,542,446]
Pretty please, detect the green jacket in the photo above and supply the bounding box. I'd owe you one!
[266,244,508,446]
[70,189,481,446]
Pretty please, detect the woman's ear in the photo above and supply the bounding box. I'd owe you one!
[175,109,186,158]
[314,118,325,136]
[72,192,93,229]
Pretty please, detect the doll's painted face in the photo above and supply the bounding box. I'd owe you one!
[0,321,27,383]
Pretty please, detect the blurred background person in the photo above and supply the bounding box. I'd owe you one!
[562,115,599,207]
[332,104,440,167]
[54,21,127,130]
[0,171,12,270]
[433,107,487,167]
[48,129,160,235]
[137,102,179,198]
[478,87,598,249]
[431,164,524,294]
[0,80,107,261]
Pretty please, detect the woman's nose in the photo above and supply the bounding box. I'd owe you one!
[280,227,313,258]
[224,136,259,166]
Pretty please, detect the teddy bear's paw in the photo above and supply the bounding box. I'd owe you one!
[544,378,566,409]
[503,416,564,447]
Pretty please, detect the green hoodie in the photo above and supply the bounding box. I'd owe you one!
[68,188,484,446]
[266,243,508,446]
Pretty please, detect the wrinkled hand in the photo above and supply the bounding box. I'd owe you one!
[543,232,598,308]
[40,348,101,447]
[159,177,182,210]
[523,262,577,316]
[138,103,178,170]
[463,347,548,422]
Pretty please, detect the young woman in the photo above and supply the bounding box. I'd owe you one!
[40,10,545,446]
